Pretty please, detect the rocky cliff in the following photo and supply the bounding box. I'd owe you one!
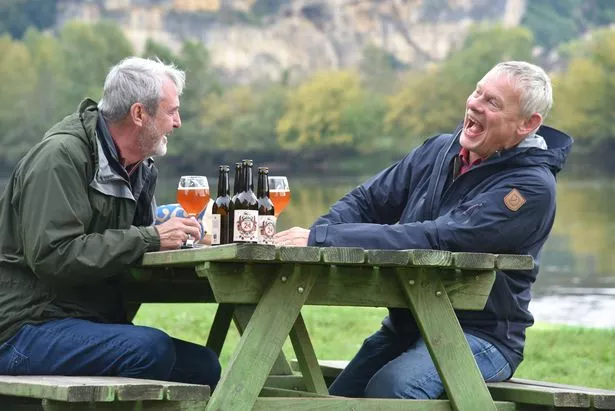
[57,0,527,83]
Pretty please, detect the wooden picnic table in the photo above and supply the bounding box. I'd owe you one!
[125,243,533,411]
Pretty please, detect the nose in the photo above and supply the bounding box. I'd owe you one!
[174,112,181,129]
[466,94,483,113]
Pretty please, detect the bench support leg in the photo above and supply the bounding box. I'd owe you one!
[205,303,234,356]
[289,312,329,394]
[395,267,497,411]
[205,263,322,411]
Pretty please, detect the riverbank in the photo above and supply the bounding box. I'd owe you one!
[134,304,615,389]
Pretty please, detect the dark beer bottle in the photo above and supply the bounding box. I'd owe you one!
[233,162,242,196]
[256,167,276,244]
[212,165,231,245]
[232,160,259,243]
[229,162,243,241]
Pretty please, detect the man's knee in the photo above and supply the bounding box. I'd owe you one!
[118,327,176,381]
[196,346,221,387]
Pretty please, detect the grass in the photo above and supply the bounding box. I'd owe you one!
[134,304,615,390]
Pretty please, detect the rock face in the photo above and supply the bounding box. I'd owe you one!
[56,0,527,83]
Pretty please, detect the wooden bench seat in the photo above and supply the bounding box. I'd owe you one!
[489,378,615,410]
[294,360,615,410]
[0,375,210,410]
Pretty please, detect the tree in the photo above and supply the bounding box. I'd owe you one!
[0,34,37,164]
[0,0,56,40]
[18,28,72,153]
[142,39,176,64]
[549,28,615,145]
[276,70,366,151]
[58,22,133,107]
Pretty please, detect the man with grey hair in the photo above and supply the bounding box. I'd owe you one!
[275,61,573,398]
[0,57,220,387]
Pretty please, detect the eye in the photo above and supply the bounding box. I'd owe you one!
[489,99,499,108]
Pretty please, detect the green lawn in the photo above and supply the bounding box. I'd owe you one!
[134,304,615,389]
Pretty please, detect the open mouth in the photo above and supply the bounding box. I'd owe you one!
[465,116,484,137]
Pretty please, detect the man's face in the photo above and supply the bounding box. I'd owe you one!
[460,71,527,160]
[139,78,181,158]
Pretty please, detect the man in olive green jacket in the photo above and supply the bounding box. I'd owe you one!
[0,57,220,387]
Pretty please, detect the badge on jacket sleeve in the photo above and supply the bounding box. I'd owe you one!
[504,188,526,211]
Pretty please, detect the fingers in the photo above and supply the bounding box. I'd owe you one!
[157,217,204,250]
[273,227,309,247]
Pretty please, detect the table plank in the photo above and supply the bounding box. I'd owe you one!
[395,267,497,411]
[201,264,491,311]
[452,252,496,270]
[322,247,365,264]
[205,263,324,411]
[277,246,322,262]
[141,243,276,266]
[42,399,208,410]
[495,255,534,270]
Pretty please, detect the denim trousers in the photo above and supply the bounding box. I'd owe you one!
[329,326,512,399]
[0,318,221,388]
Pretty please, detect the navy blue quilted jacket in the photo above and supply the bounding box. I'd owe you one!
[308,125,573,372]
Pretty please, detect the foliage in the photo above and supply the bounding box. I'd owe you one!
[0,0,56,40]
[0,34,38,163]
[276,70,367,150]
[549,28,615,144]
[522,0,615,50]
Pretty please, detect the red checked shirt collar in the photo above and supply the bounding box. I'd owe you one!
[459,147,482,175]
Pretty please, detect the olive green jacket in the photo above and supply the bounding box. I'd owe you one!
[0,99,161,344]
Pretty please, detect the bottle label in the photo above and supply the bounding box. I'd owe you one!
[233,210,259,242]
[258,215,277,245]
[211,214,221,245]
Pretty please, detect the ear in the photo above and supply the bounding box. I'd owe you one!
[129,103,145,127]
[517,113,542,136]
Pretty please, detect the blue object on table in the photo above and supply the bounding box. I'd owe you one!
[155,203,206,238]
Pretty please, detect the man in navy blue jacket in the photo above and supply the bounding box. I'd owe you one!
[274,61,573,399]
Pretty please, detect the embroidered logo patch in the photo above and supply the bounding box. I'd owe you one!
[504,188,526,212]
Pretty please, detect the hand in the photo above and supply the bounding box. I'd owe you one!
[156,217,202,250]
[274,227,310,247]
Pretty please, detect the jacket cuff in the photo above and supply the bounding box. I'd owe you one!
[140,225,161,251]
[308,224,328,246]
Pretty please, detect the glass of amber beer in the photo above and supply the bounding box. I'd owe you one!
[267,176,291,217]
[176,175,210,247]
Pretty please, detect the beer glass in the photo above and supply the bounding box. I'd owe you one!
[176,175,210,247]
[267,176,291,217]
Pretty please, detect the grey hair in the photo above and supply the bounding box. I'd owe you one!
[488,61,553,124]
[98,57,185,123]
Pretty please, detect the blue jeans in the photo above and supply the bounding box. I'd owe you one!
[329,326,512,399]
[0,318,221,388]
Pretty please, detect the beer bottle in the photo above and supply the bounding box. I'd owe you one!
[256,167,276,244]
[229,162,242,241]
[233,162,242,196]
[232,160,259,243]
[211,165,231,245]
